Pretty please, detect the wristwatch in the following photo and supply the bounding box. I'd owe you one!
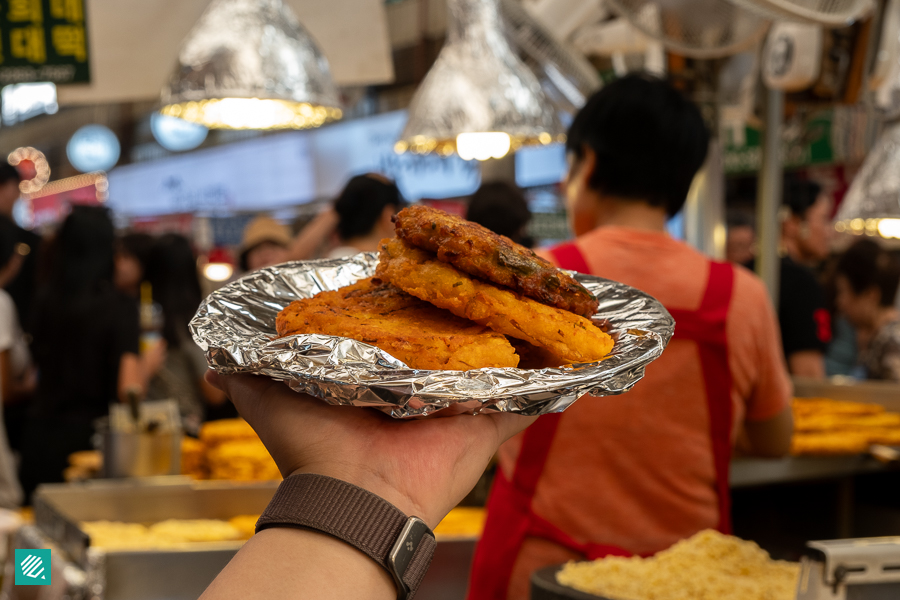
[256,473,437,600]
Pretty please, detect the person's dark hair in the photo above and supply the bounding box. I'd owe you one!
[566,73,709,217]
[0,216,18,269]
[0,163,21,186]
[48,205,115,298]
[466,182,533,246]
[117,232,154,271]
[145,234,203,349]
[334,174,406,240]
[783,178,823,219]
[836,239,900,307]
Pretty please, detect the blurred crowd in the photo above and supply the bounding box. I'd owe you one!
[0,161,532,508]
[726,177,900,384]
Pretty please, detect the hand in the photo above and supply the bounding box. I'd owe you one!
[206,372,535,528]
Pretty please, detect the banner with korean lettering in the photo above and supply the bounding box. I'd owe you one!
[0,0,89,85]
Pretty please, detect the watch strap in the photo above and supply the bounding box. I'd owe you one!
[256,473,436,599]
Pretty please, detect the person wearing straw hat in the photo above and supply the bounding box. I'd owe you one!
[239,216,292,273]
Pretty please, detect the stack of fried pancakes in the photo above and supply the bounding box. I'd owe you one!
[276,206,613,370]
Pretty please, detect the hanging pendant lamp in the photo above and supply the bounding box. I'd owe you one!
[835,119,900,240]
[160,0,341,130]
[396,0,565,160]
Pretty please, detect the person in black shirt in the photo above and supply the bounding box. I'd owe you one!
[779,179,833,378]
[0,163,41,334]
[19,207,144,500]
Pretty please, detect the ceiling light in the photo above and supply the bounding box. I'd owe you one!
[835,121,900,240]
[396,0,564,158]
[877,218,900,239]
[159,0,341,131]
[456,132,512,161]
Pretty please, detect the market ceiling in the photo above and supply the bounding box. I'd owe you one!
[56,0,394,106]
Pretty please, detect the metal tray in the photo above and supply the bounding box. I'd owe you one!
[32,478,279,600]
[531,564,612,600]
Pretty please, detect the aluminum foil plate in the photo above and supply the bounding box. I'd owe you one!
[190,253,674,418]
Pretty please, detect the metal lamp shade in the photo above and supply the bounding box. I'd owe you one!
[160,0,341,130]
[396,0,565,158]
[835,121,900,240]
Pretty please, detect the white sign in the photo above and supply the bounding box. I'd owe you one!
[107,133,316,217]
[67,125,121,172]
[309,111,480,202]
[108,111,481,217]
[1,83,57,125]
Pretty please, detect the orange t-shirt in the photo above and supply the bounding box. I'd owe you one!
[497,227,791,600]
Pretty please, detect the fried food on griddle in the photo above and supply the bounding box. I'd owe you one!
[376,238,613,364]
[394,205,599,318]
[276,278,519,371]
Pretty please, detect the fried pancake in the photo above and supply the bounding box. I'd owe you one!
[791,432,873,455]
[793,413,900,433]
[275,278,519,371]
[791,397,885,417]
[393,205,599,318]
[376,238,613,364]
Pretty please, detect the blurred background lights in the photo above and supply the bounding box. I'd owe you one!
[456,132,512,161]
[67,125,121,172]
[203,262,234,282]
[150,113,209,152]
[877,218,900,239]
[1,83,58,125]
[8,147,50,194]
[160,98,342,131]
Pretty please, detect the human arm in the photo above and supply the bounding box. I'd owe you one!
[743,405,793,457]
[0,349,35,404]
[286,209,339,261]
[199,372,536,600]
[787,350,826,379]
[732,271,794,458]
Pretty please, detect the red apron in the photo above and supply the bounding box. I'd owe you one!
[467,242,735,600]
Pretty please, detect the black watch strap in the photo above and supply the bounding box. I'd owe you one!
[256,473,437,600]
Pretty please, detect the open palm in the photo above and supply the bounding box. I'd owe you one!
[208,372,536,528]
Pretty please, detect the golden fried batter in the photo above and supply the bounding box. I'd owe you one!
[376,238,613,364]
[394,205,599,318]
[276,278,519,371]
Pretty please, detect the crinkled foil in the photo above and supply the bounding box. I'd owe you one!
[190,253,674,418]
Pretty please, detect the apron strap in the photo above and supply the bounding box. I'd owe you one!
[668,261,735,533]
[549,242,591,274]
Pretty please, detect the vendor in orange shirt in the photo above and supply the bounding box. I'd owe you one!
[467,74,793,600]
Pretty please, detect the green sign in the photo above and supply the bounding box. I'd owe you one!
[0,0,89,85]
[723,111,835,174]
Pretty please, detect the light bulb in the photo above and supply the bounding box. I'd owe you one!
[161,98,341,130]
[456,132,511,161]
[877,218,900,239]
[203,263,234,282]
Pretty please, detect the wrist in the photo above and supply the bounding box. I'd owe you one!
[258,473,437,600]
[287,465,439,529]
